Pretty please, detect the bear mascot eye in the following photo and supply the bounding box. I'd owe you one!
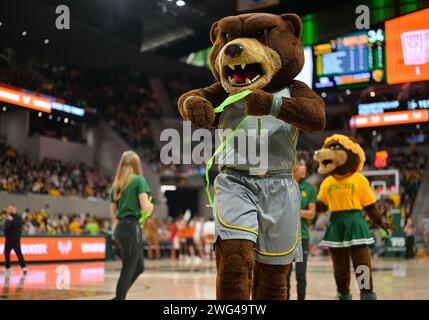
[255,29,269,37]
[223,33,234,41]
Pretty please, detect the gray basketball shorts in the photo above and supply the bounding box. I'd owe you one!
[213,170,303,265]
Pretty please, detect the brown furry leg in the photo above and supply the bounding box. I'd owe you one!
[350,245,374,293]
[214,238,255,300]
[329,248,351,295]
[252,261,291,300]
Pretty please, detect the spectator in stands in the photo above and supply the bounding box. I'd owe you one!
[69,215,81,235]
[0,142,111,199]
[85,217,100,235]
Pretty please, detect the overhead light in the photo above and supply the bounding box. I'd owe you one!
[57,116,61,122]
[44,39,49,45]
[64,117,69,124]
[48,114,53,120]
[372,130,377,136]
[161,185,177,193]
[321,92,327,98]
[345,89,351,95]
[370,91,376,97]
[176,0,186,6]
[0,22,3,27]
[22,31,27,36]
[38,112,43,117]
[2,106,6,112]
[416,124,421,129]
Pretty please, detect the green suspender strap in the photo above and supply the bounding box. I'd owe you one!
[205,89,253,208]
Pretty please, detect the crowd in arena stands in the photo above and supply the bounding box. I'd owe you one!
[0,47,161,168]
[0,141,111,199]
[0,205,111,236]
[163,73,212,118]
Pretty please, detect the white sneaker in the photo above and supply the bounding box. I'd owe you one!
[193,256,202,264]
[2,269,11,276]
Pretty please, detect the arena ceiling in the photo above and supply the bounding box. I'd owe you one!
[26,0,355,58]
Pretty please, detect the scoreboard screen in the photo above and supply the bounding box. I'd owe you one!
[313,29,385,89]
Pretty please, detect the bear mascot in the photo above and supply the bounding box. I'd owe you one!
[178,13,326,300]
[314,134,395,300]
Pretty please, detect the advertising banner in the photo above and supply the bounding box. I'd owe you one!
[0,236,106,262]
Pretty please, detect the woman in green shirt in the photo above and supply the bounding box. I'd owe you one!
[110,151,153,300]
[286,157,317,300]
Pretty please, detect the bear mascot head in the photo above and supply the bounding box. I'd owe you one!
[178,13,325,132]
[209,13,304,93]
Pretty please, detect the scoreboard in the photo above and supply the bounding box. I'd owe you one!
[314,29,385,89]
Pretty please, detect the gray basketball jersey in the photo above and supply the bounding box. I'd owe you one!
[218,86,298,173]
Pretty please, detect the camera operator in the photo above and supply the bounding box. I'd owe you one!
[2,204,27,276]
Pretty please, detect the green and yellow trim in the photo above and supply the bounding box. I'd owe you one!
[254,220,301,257]
[291,126,299,171]
[214,181,258,236]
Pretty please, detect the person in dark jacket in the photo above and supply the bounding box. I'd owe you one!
[2,205,27,276]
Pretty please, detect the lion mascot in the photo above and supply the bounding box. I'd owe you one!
[314,134,395,300]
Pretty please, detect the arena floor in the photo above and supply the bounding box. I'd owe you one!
[1,256,428,300]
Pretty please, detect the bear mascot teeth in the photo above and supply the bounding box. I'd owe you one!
[314,134,395,300]
[177,13,326,300]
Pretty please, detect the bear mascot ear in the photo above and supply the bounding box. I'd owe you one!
[281,13,302,38]
[210,21,219,44]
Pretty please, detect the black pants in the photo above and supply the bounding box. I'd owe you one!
[4,239,26,269]
[114,217,144,300]
[405,235,415,259]
[286,238,309,300]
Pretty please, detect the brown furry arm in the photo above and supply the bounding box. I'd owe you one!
[364,203,396,233]
[278,80,326,132]
[243,80,325,132]
[177,82,228,128]
[316,201,328,213]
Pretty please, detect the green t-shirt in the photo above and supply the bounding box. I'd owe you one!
[299,180,318,239]
[110,175,151,219]
[85,222,100,235]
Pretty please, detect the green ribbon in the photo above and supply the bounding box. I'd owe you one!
[205,90,253,208]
